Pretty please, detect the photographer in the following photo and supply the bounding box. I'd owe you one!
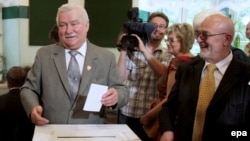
[117,12,172,141]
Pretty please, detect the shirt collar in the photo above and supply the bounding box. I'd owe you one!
[203,51,233,75]
[66,41,87,57]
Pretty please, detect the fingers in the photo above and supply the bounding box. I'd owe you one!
[130,34,146,52]
[31,106,49,126]
[101,88,118,107]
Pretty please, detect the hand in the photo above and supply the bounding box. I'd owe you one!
[160,131,174,141]
[30,106,49,126]
[131,34,147,53]
[117,34,128,52]
[101,88,118,107]
[140,114,151,126]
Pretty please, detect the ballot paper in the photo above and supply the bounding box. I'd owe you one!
[83,83,108,112]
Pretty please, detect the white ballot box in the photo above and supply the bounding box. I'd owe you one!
[32,124,141,141]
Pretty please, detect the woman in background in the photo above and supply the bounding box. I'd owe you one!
[140,23,195,141]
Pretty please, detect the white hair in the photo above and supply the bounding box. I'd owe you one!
[193,9,225,30]
[56,3,89,25]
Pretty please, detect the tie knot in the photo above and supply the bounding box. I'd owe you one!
[207,64,217,72]
[69,50,79,57]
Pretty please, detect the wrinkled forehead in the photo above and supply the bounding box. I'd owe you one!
[199,14,234,37]
[198,16,222,32]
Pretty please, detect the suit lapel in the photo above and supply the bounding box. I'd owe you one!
[78,41,97,96]
[210,58,240,105]
[53,45,71,96]
[190,58,205,104]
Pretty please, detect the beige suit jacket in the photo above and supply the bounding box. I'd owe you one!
[21,41,128,124]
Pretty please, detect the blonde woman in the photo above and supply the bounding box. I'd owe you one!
[140,23,195,140]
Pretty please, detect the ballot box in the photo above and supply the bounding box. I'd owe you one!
[32,124,141,141]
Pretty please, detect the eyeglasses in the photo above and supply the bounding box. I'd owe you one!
[195,31,228,40]
[165,38,179,43]
[153,23,166,30]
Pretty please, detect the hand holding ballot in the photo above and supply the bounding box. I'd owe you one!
[83,84,119,112]
[101,88,119,107]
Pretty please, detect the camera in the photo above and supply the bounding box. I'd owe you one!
[120,7,156,51]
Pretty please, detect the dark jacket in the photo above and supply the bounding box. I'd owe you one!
[0,88,34,141]
[159,57,250,141]
[230,46,250,64]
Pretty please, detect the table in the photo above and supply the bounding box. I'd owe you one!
[32,124,141,141]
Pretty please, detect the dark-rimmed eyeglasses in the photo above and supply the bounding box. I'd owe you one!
[194,31,228,40]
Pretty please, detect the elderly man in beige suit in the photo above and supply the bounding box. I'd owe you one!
[21,3,128,125]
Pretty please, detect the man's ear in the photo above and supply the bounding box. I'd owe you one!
[85,22,90,32]
[227,34,233,41]
[224,34,233,46]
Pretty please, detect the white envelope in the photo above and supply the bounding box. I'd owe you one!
[83,83,108,112]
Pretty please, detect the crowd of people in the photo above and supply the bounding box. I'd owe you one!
[117,11,172,141]
[0,3,250,141]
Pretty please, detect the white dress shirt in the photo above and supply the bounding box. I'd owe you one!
[201,52,233,90]
[65,42,87,74]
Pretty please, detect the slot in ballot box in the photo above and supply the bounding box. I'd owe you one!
[32,124,141,141]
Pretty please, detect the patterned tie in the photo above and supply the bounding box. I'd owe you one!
[192,64,217,141]
[68,50,81,103]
